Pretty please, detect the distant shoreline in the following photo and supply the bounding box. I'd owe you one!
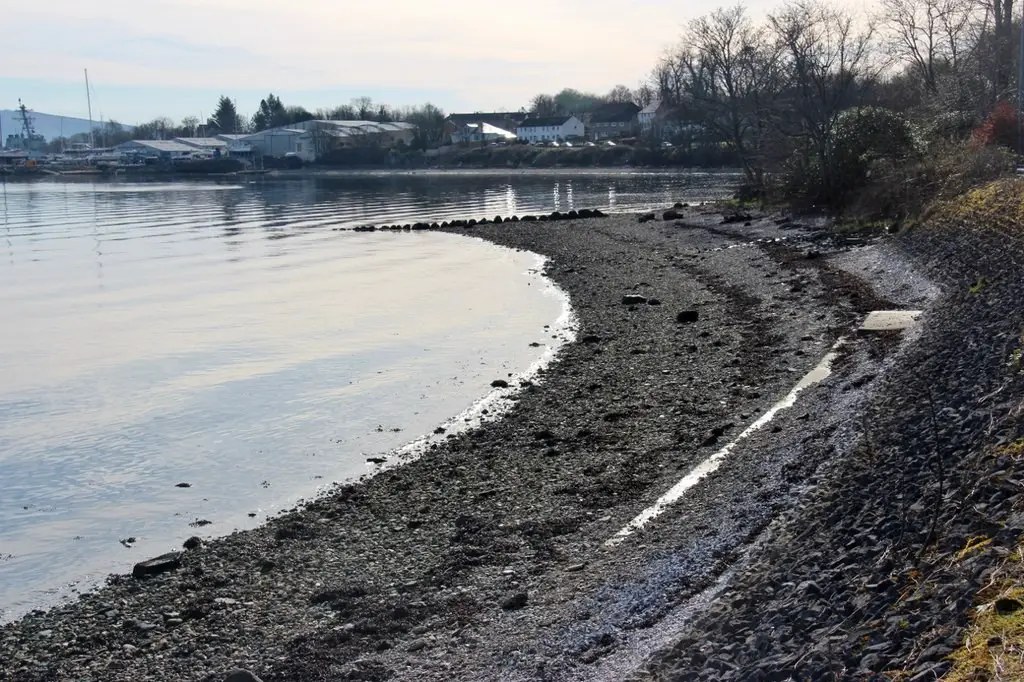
[2,166,744,184]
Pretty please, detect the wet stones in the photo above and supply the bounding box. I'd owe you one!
[132,552,183,579]
[183,536,203,550]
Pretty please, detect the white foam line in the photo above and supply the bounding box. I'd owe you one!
[605,338,846,547]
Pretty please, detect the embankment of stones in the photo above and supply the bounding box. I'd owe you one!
[630,205,1024,680]
[342,209,608,233]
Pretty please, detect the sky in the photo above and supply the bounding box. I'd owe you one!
[1,0,782,126]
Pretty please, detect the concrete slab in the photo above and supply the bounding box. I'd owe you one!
[860,310,922,332]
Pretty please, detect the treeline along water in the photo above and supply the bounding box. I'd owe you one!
[0,171,734,621]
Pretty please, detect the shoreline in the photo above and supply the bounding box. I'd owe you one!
[0,206,955,681]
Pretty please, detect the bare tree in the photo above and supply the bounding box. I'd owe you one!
[352,97,375,120]
[606,84,635,103]
[635,82,657,107]
[656,6,785,184]
[770,0,877,198]
[530,94,560,116]
[879,0,983,93]
[989,0,1014,95]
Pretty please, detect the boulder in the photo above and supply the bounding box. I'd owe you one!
[132,552,182,579]
[622,294,648,305]
[677,310,700,324]
[501,591,529,611]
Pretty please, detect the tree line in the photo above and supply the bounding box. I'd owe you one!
[45,94,450,152]
[642,0,1020,204]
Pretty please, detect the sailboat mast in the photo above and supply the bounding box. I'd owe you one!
[84,68,94,148]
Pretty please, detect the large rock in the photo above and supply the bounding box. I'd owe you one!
[677,310,700,324]
[622,294,648,305]
[225,670,264,682]
[132,552,182,579]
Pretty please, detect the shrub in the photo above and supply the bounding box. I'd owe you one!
[781,107,918,208]
[847,141,1016,219]
[971,102,1019,150]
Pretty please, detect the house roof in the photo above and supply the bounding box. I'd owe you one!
[518,116,574,129]
[311,120,416,134]
[589,102,641,123]
[447,112,528,125]
[216,134,250,141]
[120,140,197,153]
[640,100,663,116]
[175,137,228,148]
[241,129,305,139]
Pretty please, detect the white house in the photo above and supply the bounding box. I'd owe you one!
[516,116,585,143]
[639,101,666,133]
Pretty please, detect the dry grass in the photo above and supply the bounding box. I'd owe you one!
[945,546,1024,682]
[931,179,1024,225]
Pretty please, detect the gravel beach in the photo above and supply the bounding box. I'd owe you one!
[3,206,1008,681]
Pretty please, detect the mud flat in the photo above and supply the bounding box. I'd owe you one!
[0,208,943,681]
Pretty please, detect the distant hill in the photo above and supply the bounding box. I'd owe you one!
[0,110,134,142]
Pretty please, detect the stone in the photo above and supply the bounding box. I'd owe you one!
[638,213,656,224]
[491,380,510,388]
[501,591,529,611]
[622,295,647,305]
[132,552,183,579]
[225,670,264,682]
[677,310,700,324]
[663,209,681,221]
[183,536,203,550]
[175,482,192,488]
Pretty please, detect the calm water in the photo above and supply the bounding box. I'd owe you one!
[0,171,735,621]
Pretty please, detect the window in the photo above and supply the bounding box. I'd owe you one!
[297,143,303,152]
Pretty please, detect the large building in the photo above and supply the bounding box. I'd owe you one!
[515,116,585,143]
[242,120,418,161]
[115,139,205,160]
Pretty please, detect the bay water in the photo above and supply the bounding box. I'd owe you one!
[0,171,735,620]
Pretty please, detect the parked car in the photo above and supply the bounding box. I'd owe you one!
[603,140,617,147]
